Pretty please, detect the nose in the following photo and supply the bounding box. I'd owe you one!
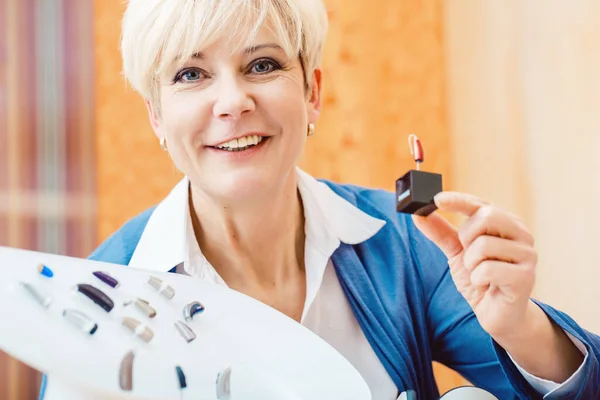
[212,74,255,120]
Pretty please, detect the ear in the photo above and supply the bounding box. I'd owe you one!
[145,99,163,140]
[307,68,322,124]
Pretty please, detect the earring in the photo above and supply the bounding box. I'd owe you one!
[307,123,315,137]
[160,137,168,151]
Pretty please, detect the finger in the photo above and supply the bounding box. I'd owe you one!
[470,260,536,290]
[434,192,492,218]
[412,213,463,259]
[463,236,537,272]
[459,206,535,249]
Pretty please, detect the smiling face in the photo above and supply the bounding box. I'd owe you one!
[146,27,322,204]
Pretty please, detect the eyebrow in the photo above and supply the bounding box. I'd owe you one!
[190,43,284,59]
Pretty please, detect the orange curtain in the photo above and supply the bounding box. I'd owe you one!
[0,0,96,397]
[1,0,95,255]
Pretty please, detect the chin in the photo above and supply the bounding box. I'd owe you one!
[208,168,280,202]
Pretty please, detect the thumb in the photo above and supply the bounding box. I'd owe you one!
[412,213,463,259]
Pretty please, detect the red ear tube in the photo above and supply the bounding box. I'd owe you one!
[411,136,424,163]
[408,134,424,166]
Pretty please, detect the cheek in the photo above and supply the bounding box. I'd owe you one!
[263,78,309,139]
[160,92,211,147]
[156,94,214,176]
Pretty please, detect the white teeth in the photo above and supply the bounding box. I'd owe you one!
[215,135,263,151]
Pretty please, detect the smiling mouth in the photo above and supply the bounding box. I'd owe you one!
[210,135,268,152]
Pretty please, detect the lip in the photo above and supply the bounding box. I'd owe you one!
[208,132,271,147]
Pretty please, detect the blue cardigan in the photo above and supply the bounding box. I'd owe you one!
[40,181,600,400]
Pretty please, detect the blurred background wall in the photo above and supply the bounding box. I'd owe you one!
[444,0,600,335]
[1,0,599,398]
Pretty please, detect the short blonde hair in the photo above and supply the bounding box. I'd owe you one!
[121,0,329,108]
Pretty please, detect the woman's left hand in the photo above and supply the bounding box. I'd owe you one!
[412,191,538,342]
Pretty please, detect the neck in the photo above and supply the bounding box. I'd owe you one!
[188,171,306,291]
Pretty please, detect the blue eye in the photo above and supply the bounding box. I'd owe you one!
[250,59,280,74]
[174,68,205,83]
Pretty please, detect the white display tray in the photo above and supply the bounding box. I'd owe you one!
[0,246,372,400]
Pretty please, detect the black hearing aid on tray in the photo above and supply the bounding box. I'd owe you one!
[74,283,115,312]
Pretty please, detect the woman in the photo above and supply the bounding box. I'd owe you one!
[41,0,599,399]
